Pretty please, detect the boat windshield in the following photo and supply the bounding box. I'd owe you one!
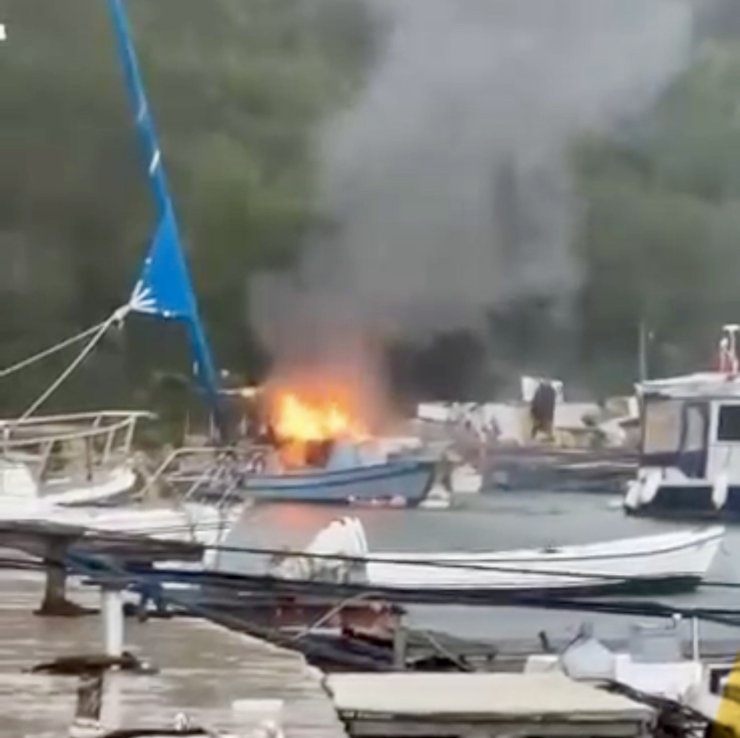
[642,399,682,454]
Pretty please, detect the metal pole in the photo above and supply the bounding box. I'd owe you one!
[691,617,701,662]
[638,320,648,383]
[100,586,124,658]
[393,624,407,671]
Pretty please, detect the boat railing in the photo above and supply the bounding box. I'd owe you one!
[0,410,152,485]
[138,444,270,508]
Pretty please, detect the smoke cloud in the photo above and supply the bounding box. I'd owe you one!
[250,0,694,399]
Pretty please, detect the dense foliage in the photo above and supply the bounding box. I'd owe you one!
[0,0,376,412]
[573,41,740,390]
[4,0,740,410]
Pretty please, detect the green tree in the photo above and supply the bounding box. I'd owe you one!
[0,0,376,412]
[572,42,740,390]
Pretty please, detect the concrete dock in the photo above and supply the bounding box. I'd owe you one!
[0,571,347,737]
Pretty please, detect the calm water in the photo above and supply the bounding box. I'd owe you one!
[222,491,740,645]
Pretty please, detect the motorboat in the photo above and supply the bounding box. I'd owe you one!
[271,517,724,596]
[524,619,740,732]
[0,412,147,507]
[240,458,436,506]
[161,441,437,507]
[625,326,740,519]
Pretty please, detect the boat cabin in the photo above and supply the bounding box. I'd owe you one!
[626,371,740,517]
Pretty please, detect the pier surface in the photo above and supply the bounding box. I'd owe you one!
[0,571,347,737]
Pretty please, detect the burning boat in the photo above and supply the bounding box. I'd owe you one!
[240,456,435,505]
[237,390,436,506]
[0,0,434,513]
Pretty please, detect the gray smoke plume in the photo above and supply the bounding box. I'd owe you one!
[250,0,694,399]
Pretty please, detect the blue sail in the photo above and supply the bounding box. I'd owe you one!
[130,207,196,320]
[106,0,224,433]
[129,205,221,402]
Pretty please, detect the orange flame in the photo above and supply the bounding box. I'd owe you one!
[272,391,368,443]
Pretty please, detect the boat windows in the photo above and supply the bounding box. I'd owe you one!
[717,404,740,441]
[642,399,682,454]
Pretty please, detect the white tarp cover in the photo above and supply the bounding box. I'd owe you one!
[327,673,652,721]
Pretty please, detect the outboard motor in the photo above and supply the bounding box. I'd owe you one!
[530,382,556,440]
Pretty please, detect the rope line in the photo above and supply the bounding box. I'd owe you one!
[197,538,725,585]
[17,305,130,422]
[0,319,110,380]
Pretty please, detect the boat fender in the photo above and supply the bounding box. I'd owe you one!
[353,517,370,557]
[713,472,729,510]
[626,469,662,509]
[559,623,616,681]
[624,481,641,510]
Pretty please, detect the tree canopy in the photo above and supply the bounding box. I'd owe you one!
[0,0,376,412]
[572,41,740,390]
[4,1,740,409]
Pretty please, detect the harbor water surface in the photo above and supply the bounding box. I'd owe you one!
[224,490,740,646]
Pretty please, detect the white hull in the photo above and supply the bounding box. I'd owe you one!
[0,498,240,570]
[52,502,239,545]
[43,465,137,506]
[0,460,136,507]
[450,464,482,494]
[367,527,723,591]
[278,518,724,594]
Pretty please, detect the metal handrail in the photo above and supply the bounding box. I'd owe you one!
[0,410,153,428]
[0,411,150,486]
[137,443,270,507]
[0,412,146,450]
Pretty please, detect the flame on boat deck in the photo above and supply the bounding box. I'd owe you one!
[269,388,370,470]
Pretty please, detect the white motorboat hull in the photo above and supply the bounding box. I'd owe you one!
[0,499,240,573]
[0,460,136,507]
[43,465,137,506]
[56,503,236,543]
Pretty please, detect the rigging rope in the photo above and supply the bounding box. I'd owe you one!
[0,319,110,380]
[16,304,130,422]
[3,542,740,673]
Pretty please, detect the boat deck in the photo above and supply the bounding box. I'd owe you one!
[0,572,347,737]
[486,444,637,493]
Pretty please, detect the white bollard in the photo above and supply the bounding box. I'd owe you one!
[100,587,124,658]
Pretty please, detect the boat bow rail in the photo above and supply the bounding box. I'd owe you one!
[0,411,151,494]
[137,444,270,507]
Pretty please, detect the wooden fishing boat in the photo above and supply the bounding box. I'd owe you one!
[239,459,436,506]
[274,518,724,596]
